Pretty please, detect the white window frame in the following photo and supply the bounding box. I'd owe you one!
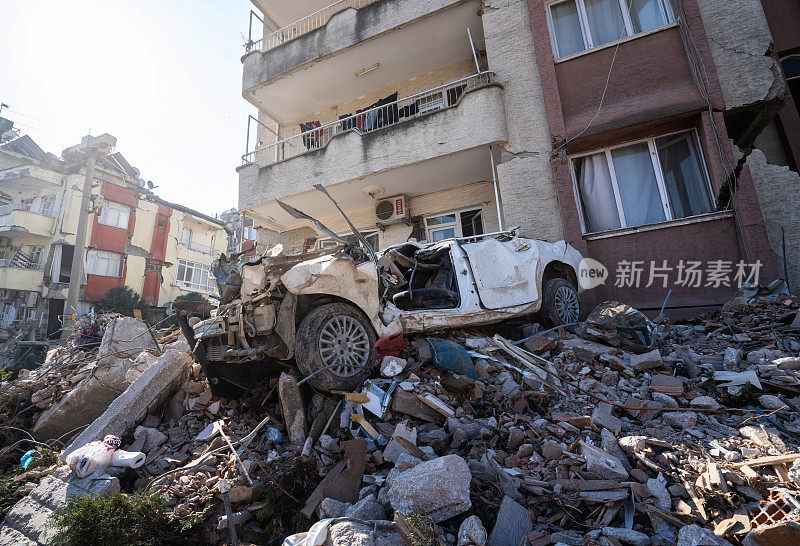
[243,225,257,241]
[174,259,216,294]
[97,201,130,229]
[424,207,485,242]
[570,129,714,234]
[181,227,192,246]
[86,250,123,277]
[546,0,674,59]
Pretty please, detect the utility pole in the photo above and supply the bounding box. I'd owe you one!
[62,148,98,340]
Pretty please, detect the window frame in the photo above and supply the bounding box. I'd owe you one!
[85,249,123,277]
[569,129,714,235]
[97,201,130,229]
[319,231,379,251]
[546,0,674,60]
[181,227,192,246]
[424,207,486,242]
[174,258,216,294]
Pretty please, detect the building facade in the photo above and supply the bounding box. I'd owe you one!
[238,0,796,313]
[0,124,229,338]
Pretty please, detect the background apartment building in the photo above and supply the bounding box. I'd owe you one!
[238,0,796,313]
[0,121,229,339]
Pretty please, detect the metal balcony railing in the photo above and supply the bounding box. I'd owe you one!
[243,71,496,168]
[0,202,57,218]
[184,240,214,254]
[246,0,379,53]
[0,252,44,270]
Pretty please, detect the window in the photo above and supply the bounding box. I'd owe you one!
[86,250,123,277]
[320,231,379,251]
[425,208,485,242]
[39,194,57,217]
[547,0,672,59]
[175,259,216,293]
[243,226,257,241]
[29,246,44,266]
[572,130,713,233]
[181,228,192,246]
[98,201,130,229]
[781,55,800,115]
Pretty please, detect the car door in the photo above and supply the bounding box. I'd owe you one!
[460,237,540,309]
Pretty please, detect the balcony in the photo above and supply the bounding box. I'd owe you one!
[242,0,484,123]
[0,257,45,292]
[0,166,62,193]
[0,204,57,239]
[180,240,214,254]
[238,73,506,224]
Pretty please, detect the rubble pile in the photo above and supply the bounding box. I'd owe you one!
[2,292,800,545]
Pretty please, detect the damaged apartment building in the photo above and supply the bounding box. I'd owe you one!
[237,0,800,314]
[0,122,230,339]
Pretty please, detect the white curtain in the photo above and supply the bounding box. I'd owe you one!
[49,244,62,282]
[584,0,626,46]
[611,143,666,226]
[578,153,621,232]
[656,133,713,219]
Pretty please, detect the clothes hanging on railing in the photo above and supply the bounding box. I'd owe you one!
[299,121,322,150]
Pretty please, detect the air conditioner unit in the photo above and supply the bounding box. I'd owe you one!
[374,195,408,225]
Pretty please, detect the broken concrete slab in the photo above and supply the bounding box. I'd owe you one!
[382,421,417,464]
[580,441,629,481]
[387,454,471,522]
[557,338,614,361]
[487,495,531,546]
[630,349,662,371]
[62,349,191,458]
[458,515,487,546]
[278,372,307,447]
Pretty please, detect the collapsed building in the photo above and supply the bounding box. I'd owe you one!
[0,124,231,340]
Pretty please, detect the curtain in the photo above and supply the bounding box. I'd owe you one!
[656,133,713,219]
[50,244,62,282]
[629,0,666,33]
[611,143,665,226]
[552,1,585,57]
[584,0,626,46]
[577,152,621,232]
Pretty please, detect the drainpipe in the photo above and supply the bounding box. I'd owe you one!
[489,146,503,231]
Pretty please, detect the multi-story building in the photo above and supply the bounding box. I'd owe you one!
[238,0,795,313]
[0,123,229,338]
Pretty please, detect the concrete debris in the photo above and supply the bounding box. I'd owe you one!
[2,293,800,544]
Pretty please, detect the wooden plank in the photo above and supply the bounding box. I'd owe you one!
[773,464,791,483]
[350,413,380,438]
[731,453,800,468]
[344,392,370,404]
[417,393,455,418]
[682,476,708,522]
[707,463,729,493]
[740,465,760,481]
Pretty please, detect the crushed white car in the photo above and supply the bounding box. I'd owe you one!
[183,198,583,396]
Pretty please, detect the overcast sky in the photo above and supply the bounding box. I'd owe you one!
[1,0,255,216]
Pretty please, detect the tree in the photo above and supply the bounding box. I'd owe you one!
[174,292,209,303]
[101,286,147,317]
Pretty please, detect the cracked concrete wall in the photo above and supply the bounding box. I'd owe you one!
[483,0,564,242]
[740,147,800,293]
[696,0,787,111]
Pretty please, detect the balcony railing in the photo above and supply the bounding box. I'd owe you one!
[0,254,44,271]
[183,240,214,254]
[243,71,496,168]
[0,202,57,218]
[246,0,379,53]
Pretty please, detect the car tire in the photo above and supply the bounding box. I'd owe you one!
[295,302,376,392]
[541,278,581,326]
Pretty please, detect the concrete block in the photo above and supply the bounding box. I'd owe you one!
[62,349,190,458]
[387,454,471,522]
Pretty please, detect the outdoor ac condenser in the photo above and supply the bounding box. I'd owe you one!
[374,195,409,226]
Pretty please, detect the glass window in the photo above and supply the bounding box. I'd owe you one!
[629,0,667,33]
[551,0,585,57]
[425,209,484,242]
[460,210,484,237]
[175,259,216,293]
[86,250,122,277]
[611,142,666,226]
[98,201,130,229]
[549,0,672,58]
[572,130,712,233]
[656,133,713,219]
[181,228,192,245]
[584,0,626,47]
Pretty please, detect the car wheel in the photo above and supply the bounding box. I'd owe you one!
[295,302,376,392]
[541,278,581,326]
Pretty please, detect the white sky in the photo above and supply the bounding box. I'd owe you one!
[0,0,255,216]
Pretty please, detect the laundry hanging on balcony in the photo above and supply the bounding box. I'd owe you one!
[299,121,322,150]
